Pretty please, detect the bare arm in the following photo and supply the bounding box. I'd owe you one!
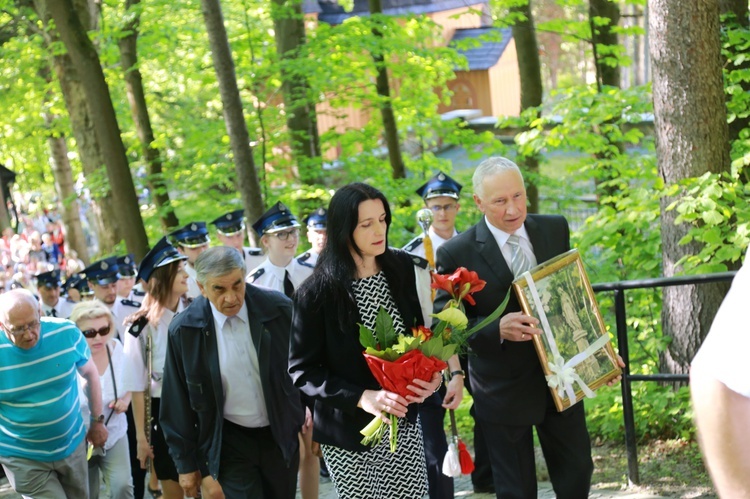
[78,358,108,447]
[691,367,750,499]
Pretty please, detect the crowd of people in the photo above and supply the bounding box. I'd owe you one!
[8,155,743,499]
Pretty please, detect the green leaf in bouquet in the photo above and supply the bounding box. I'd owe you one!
[465,289,511,336]
[375,307,397,350]
[359,324,378,349]
[392,335,420,355]
[364,346,388,358]
[420,336,445,359]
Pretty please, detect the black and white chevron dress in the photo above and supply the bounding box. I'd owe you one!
[321,271,428,499]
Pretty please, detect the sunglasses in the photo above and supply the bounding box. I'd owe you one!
[81,325,111,339]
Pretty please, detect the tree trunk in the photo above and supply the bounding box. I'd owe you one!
[589,0,621,89]
[119,0,179,231]
[34,0,122,254]
[271,0,322,184]
[368,0,406,179]
[46,0,149,260]
[40,67,90,265]
[650,0,731,376]
[510,0,543,214]
[200,0,265,226]
[720,0,750,144]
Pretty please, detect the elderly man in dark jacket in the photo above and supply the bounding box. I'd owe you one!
[160,246,304,499]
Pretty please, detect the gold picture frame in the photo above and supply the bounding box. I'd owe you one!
[512,249,621,411]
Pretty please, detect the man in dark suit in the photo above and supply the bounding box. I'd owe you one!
[160,246,305,499]
[435,157,593,499]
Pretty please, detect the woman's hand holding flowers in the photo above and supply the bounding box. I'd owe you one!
[359,389,409,423]
[405,371,442,404]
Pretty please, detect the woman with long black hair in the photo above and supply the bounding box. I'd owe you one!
[123,237,189,499]
[289,183,441,498]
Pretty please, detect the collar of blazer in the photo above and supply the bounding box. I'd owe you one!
[474,215,546,283]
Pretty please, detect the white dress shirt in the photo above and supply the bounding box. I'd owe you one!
[41,298,75,319]
[209,301,269,428]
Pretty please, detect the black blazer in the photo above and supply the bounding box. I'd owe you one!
[289,249,424,452]
[160,285,304,479]
[435,215,570,426]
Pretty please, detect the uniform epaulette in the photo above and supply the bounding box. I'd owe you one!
[411,255,429,269]
[246,247,263,256]
[402,236,424,253]
[127,316,149,338]
[133,289,146,297]
[297,252,314,268]
[121,299,142,308]
[247,268,265,283]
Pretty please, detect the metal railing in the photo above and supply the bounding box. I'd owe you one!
[591,271,737,485]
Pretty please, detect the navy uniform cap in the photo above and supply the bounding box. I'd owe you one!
[62,274,81,294]
[83,257,120,285]
[416,171,462,200]
[251,202,300,237]
[117,254,137,277]
[303,207,327,230]
[137,236,188,283]
[36,270,61,289]
[169,222,210,249]
[210,209,246,236]
[73,276,94,297]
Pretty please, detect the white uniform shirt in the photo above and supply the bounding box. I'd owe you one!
[210,301,269,428]
[244,248,265,272]
[109,297,142,341]
[185,264,202,299]
[295,250,319,268]
[78,339,138,450]
[246,258,314,294]
[692,249,750,397]
[123,302,184,399]
[41,298,75,319]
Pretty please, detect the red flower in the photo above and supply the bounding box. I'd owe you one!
[364,349,447,399]
[431,267,486,306]
[411,325,434,342]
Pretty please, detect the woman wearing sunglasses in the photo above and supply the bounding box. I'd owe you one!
[71,300,136,499]
[123,237,190,499]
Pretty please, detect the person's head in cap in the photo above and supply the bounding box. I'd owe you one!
[116,254,138,299]
[62,274,83,303]
[169,222,210,267]
[416,170,462,239]
[83,256,120,305]
[210,209,247,252]
[252,201,301,267]
[304,207,328,256]
[137,237,189,309]
[35,270,62,309]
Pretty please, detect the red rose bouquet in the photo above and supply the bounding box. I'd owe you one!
[359,267,510,452]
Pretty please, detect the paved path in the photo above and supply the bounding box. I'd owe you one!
[0,475,705,498]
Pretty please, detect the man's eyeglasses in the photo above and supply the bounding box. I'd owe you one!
[428,203,458,213]
[81,325,112,339]
[3,320,41,337]
[271,229,299,241]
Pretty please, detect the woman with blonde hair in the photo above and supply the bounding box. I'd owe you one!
[71,300,136,499]
[123,237,189,499]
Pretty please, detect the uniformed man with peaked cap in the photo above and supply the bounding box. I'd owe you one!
[403,171,463,261]
[35,270,74,319]
[82,256,141,340]
[210,208,265,272]
[295,207,327,268]
[169,222,210,299]
[116,253,141,300]
[246,201,313,296]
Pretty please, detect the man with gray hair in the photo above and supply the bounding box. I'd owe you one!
[160,246,304,499]
[435,156,596,498]
[0,289,108,498]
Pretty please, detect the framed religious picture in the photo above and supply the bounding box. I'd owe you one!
[512,249,621,412]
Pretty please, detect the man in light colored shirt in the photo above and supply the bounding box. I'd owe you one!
[296,207,328,268]
[160,247,304,499]
[210,208,265,271]
[36,269,75,319]
[169,221,211,299]
[0,289,107,498]
[82,257,141,339]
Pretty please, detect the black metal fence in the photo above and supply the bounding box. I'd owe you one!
[591,270,737,485]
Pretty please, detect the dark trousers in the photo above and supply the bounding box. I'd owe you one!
[482,401,593,499]
[419,392,454,499]
[126,406,147,499]
[219,419,299,499]
[470,403,494,490]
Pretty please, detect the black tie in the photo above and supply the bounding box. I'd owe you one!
[283,271,294,298]
[50,308,57,317]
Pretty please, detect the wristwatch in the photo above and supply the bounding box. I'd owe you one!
[450,369,466,379]
[90,414,105,424]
